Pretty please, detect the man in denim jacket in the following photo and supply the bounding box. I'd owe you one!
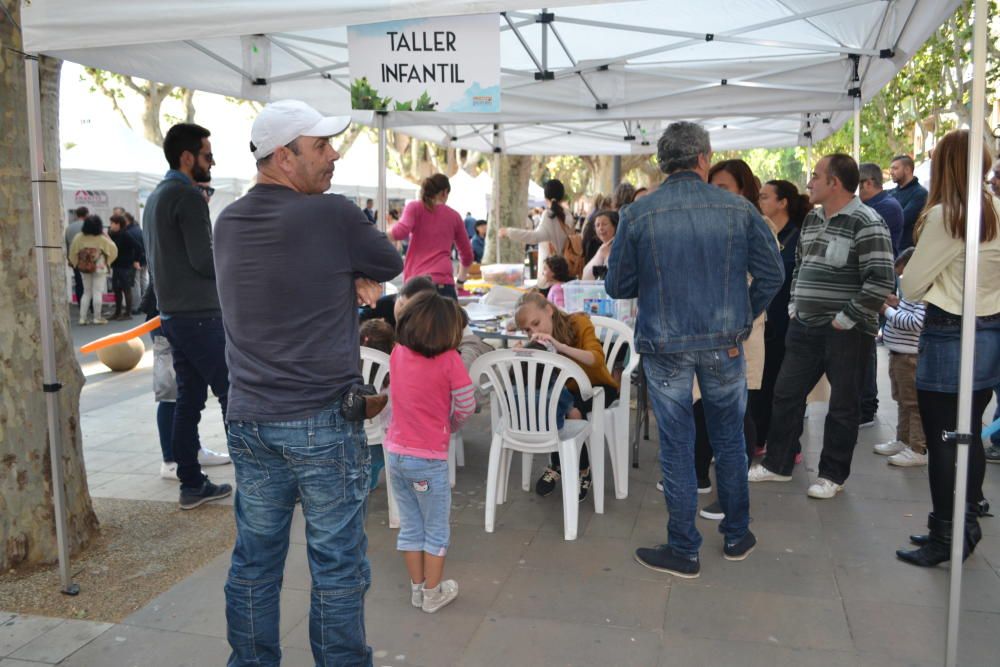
[606,121,784,578]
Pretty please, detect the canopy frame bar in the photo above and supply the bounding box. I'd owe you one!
[184,40,255,81]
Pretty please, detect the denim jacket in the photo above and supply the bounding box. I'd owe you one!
[605,171,784,354]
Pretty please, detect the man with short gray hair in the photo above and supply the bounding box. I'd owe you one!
[606,121,784,577]
[859,162,904,256]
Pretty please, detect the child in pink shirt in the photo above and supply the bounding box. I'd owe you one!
[384,291,475,613]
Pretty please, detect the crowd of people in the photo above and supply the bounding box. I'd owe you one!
[66,205,148,324]
[72,94,1000,664]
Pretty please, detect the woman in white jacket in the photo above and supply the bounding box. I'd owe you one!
[499,179,570,288]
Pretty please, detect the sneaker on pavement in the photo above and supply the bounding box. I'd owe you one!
[748,463,791,483]
[874,440,905,456]
[634,545,700,579]
[94,318,109,325]
[697,478,712,494]
[421,580,458,613]
[160,461,179,481]
[198,448,231,466]
[179,480,233,510]
[723,530,757,561]
[536,467,561,497]
[985,445,1000,464]
[699,500,724,521]
[807,477,843,499]
[410,580,423,608]
[578,468,592,503]
[859,418,876,429]
[656,479,664,492]
[888,447,928,467]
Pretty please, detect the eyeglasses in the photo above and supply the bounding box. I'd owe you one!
[197,185,216,197]
[199,152,215,162]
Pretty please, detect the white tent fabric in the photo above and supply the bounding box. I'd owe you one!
[328,133,419,200]
[446,169,492,220]
[60,124,250,221]
[22,0,961,154]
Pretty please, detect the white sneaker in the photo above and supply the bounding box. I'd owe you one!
[656,480,663,492]
[421,580,458,613]
[410,580,423,608]
[859,418,877,429]
[198,448,231,466]
[160,461,179,481]
[888,447,928,467]
[747,463,792,483]
[807,478,843,499]
[873,440,905,456]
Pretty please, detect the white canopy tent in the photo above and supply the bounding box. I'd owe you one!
[329,132,419,201]
[18,4,991,662]
[23,0,962,154]
[60,123,250,221]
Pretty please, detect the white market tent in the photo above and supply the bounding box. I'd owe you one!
[60,123,249,221]
[447,169,493,220]
[18,4,993,663]
[23,1,962,154]
[329,132,419,201]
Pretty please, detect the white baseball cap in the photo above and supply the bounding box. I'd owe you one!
[250,100,351,160]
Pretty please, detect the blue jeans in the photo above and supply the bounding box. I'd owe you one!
[993,386,1000,448]
[160,316,229,489]
[225,402,372,667]
[643,347,750,558]
[388,454,451,556]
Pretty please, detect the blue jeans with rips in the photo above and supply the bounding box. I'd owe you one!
[643,347,750,558]
[224,401,372,667]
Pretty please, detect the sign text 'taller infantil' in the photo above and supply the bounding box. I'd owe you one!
[348,14,500,113]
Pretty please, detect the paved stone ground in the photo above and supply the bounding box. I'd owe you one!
[2,321,999,666]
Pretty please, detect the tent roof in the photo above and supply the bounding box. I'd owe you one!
[23,0,960,154]
[327,133,419,200]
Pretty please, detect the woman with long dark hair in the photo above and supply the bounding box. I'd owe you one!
[390,173,474,299]
[500,179,573,287]
[896,130,1000,567]
[750,179,811,456]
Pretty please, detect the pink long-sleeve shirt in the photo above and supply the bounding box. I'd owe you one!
[384,346,475,460]
[389,200,473,285]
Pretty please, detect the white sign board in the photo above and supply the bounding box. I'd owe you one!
[348,14,500,113]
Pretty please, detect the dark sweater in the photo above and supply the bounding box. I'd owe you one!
[142,171,220,317]
[888,177,928,251]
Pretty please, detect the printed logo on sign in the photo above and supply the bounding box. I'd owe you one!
[472,95,494,107]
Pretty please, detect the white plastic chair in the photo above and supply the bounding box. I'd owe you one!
[470,349,605,541]
[590,316,640,500]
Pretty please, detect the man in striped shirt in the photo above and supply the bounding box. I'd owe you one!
[873,247,927,467]
[749,154,895,499]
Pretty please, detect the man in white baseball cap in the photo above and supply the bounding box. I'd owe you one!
[215,99,402,666]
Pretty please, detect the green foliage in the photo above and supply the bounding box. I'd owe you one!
[351,77,393,111]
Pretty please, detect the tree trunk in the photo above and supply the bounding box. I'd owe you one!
[141,82,170,145]
[484,154,532,264]
[0,2,99,570]
[181,88,196,124]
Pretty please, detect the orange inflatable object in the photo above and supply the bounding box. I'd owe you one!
[79,316,161,354]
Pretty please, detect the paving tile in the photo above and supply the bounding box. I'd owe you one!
[834,560,1000,612]
[0,659,63,667]
[458,616,661,667]
[673,547,840,600]
[0,615,63,658]
[846,599,1000,666]
[658,633,858,667]
[519,532,666,582]
[10,619,112,663]
[60,624,231,667]
[492,567,669,631]
[664,585,853,651]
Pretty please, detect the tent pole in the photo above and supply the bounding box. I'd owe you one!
[945,0,988,664]
[852,95,861,162]
[376,112,388,234]
[493,125,501,265]
[24,53,78,596]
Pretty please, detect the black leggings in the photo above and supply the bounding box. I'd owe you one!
[694,397,756,482]
[919,388,993,518]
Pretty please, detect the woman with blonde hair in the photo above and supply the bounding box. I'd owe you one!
[390,173,473,299]
[896,130,1000,567]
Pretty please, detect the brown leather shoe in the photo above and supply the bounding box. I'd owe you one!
[364,393,389,420]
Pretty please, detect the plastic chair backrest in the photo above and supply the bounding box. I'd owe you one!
[470,348,593,441]
[590,315,639,376]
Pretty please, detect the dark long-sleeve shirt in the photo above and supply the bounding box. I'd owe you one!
[864,190,904,257]
[214,184,403,422]
[889,177,928,251]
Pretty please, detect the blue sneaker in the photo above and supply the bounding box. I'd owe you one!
[723,531,757,561]
[634,545,700,579]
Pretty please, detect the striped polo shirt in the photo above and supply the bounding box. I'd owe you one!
[790,196,896,336]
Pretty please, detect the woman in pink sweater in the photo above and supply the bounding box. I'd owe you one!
[390,173,474,299]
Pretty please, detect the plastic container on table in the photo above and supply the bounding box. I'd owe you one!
[480,263,525,287]
[562,280,636,325]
